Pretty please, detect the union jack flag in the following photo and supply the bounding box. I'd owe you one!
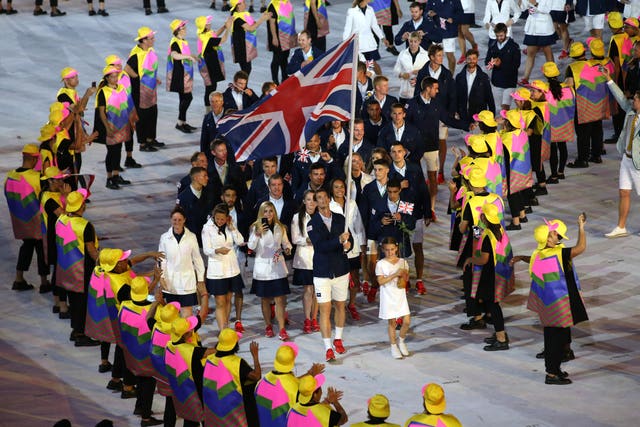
[217,35,357,162]
[296,148,311,163]
[398,201,414,215]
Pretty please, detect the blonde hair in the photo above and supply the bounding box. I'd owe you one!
[252,201,287,234]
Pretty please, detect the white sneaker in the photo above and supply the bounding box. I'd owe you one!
[390,344,403,359]
[397,339,409,357]
[605,226,629,238]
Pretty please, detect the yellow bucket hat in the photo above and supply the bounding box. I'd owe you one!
[135,26,156,41]
[542,62,560,78]
[216,328,240,352]
[473,110,497,127]
[273,342,298,372]
[423,383,446,415]
[170,19,187,33]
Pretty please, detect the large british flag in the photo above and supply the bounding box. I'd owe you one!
[217,35,356,162]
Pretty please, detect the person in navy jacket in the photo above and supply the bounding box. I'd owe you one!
[307,188,353,362]
[484,23,521,111]
[362,76,399,122]
[394,2,441,51]
[251,174,298,238]
[576,0,607,39]
[293,134,344,197]
[177,167,214,247]
[207,139,247,204]
[355,61,374,118]
[362,100,387,145]
[454,49,496,123]
[377,103,423,164]
[286,30,324,75]
[426,0,464,72]
[222,70,260,111]
[337,119,374,166]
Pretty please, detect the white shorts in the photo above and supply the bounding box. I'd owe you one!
[583,14,605,31]
[422,150,440,173]
[439,121,449,140]
[619,155,640,195]
[410,218,424,245]
[442,37,457,53]
[314,274,350,303]
[367,239,378,255]
[493,87,515,108]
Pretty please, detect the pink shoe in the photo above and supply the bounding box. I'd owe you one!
[457,55,466,65]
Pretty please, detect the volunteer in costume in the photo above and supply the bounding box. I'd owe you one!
[510,87,540,208]
[286,374,348,426]
[473,111,506,199]
[40,166,72,315]
[249,201,293,340]
[202,328,262,427]
[351,394,400,427]
[511,214,588,385]
[255,342,325,427]
[291,190,321,334]
[303,0,330,51]
[267,0,296,84]
[55,189,99,347]
[526,80,550,197]
[126,26,163,153]
[167,19,199,134]
[158,205,207,318]
[230,0,272,75]
[369,0,402,57]
[94,65,136,190]
[202,203,245,331]
[196,15,232,111]
[605,11,628,145]
[4,144,49,293]
[404,383,462,427]
[468,202,515,351]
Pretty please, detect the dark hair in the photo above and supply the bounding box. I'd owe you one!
[387,178,402,189]
[329,177,346,199]
[380,236,398,246]
[465,48,479,58]
[486,221,503,242]
[190,151,203,163]
[261,81,277,95]
[262,156,278,165]
[212,203,230,235]
[357,61,367,73]
[209,138,227,152]
[365,99,381,108]
[297,189,316,234]
[268,173,284,186]
[421,76,438,91]
[189,166,206,178]
[428,44,443,58]
[493,23,508,34]
[309,162,327,173]
[409,2,423,10]
[373,158,391,169]
[479,122,497,134]
[233,70,249,82]
[547,77,563,101]
[170,205,187,219]
[221,184,237,195]
[353,118,365,127]
[391,102,406,112]
[299,29,311,39]
[314,187,330,199]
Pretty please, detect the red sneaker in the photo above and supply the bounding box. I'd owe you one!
[362,281,370,295]
[396,318,403,330]
[303,319,312,334]
[457,55,466,65]
[416,280,427,295]
[311,318,321,332]
[333,339,346,354]
[326,348,336,362]
[437,171,445,184]
[367,286,378,303]
[265,325,275,338]
[522,48,528,55]
[558,49,568,59]
[518,78,529,86]
[347,304,361,321]
[235,321,245,333]
[278,328,289,341]
[431,210,437,223]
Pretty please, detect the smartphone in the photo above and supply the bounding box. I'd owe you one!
[582,211,587,221]
[472,225,482,239]
[91,81,96,87]
[261,218,269,226]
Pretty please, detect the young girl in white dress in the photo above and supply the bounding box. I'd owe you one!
[375,236,411,359]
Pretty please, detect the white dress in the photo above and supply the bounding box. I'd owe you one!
[376,258,410,319]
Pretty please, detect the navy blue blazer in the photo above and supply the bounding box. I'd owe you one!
[291,157,344,197]
[389,162,432,219]
[368,195,417,257]
[485,38,521,89]
[394,17,441,50]
[222,86,260,111]
[413,61,457,112]
[363,116,387,146]
[286,47,325,75]
[426,0,463,39]
[362,94,400,122]
[251,195,297,236]
[355,78,374,118]
[575,0,607,15]
[406,95,469,152]
[307,211,351,278]
[245,174,294,211]
[377,121,423,163]
[454,65,496,123]
[337,138,375,166]
[361,179,388,237]
[207,162,247,204]
[177,188,215,247]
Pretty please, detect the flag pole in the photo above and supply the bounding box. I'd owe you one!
[344,34,358,234]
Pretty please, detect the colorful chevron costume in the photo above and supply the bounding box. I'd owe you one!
[167,37,195,93]
[5,169,42,240]
[370,0,392,26]
[197,30,225,86]
[546,87,576,143]
[500,127,533,194]
[255,371,299,427]
[287,402,333,427]
[303,0,329,38]
[85,267,119,343]
[129,45,159,109]
[202,354,248,427]
[569,60,613,124]
[96,83,133,145]
[270,0,297,51]
[232,11,258,62]
[55,214,98,293]
[471,227,515,302]
[119,301,154,377]
[165,341,204,422]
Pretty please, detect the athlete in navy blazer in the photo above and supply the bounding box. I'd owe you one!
[307,211,351,279]
[286,46,325,75]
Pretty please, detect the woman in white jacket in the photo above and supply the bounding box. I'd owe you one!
[329,177,367,321]
[248,201,293,340]
[521,0,556,84]
[158,206,207,318]
[482,0,522,42]
[202,203,245,331]
[291,190,320,334]
[393,32,429,103]
[343,0,389,76]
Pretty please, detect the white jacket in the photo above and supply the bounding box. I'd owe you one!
[343,6,385,53]
[393,46,429,99]
[482,0,522,39]
[621,0,640,18]
[158,227,205,295]
[291,212,314,270]
[523,0,555,36]
[248,223,292,280]
[461,0,475,13]
[201,219,245,279]
[330,198,366,258]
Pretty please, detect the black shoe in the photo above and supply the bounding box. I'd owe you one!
[520,216,528,223]
[209,1,216,8]
[588,156,602,164]
[566,160,589,168]
[221,4,231,11]
[33,8,47,15]
[145,8,152,14]
[114,175,131,185]
[547,176,559,184]
[157,7,169,13]
[88,9,97,15]
[603,137,617,144]
[525,206,533,214]
[12,281,34,291]
[175,123,192,133]
[557,172,565,180]
[39,283,53,295]
[6,8,17,14]
[535,348,545,359]
[114,165,124,172]
[460,318,486,330]
[106,178,121,190]
[484,333,509,345]
[52,305,60,314]
[506,223,521,231]
[140,144,158,152]
[107,379,123,391]
[470,23,482,28]
[75,335,101,347]
[50,9,66,16]
[151,139,166,148]
[97,9,109,16]
[563,349,575,362]
[141,416,163,426]
[69,331,79,342]
[59,311,71,319]
[124,157,142,168]
[529,197,539,206]
[121,388,138,399]
[534,186,548,196]
[386,46,400,56]
[134,406,143,416]
[98,361,113,373]
[325,0,331,5]
[545,374,572,385]
[483,340,509,351]
[260,6,267,12]
[183,124,197,131]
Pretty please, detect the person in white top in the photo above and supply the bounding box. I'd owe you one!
[375,236,411,359]
[393,32,429,102]
[482,0,522,42]
[291,190,320,334]
[620,0,640,18]
[329,178,367,322]
[158,206,207,318]
[343,0,389,76]
[202,203,246,331]
[248,201,293,340]
[521,0,556,84]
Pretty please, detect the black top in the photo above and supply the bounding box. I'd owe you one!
[561,247,589,325]
[476,235,496,301]
[203,37,225,82]
[169,41,186,93]
[232,18,247,63]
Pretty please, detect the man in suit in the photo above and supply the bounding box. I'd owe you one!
[307,188,352,362]
[355,61,374,118]
[246,156,293,209]
[200,92,229,159]
[337,119,374,166]
[454,49,495,123]
[177,151,208,195]
[363,76,399,122]
[484,23,521,111]
[222,70,260,111]
[207,139,247,204]
[292,134,343,198]
[252,174,297,239]
[286,30,324,75]
[177,166,214,247]
[394,1,441,51]
[377,103,423,164]
[362,100,387,145]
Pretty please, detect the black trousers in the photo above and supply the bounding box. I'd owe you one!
[105,143,123,173]
[178,92,193,122]
[507,190,525,218]
[164,395,177,427]
[612,109,625,139]
[17,238,49,275]
[382,25,394,43]
[36,0,59,6]
[486,301,505,332]
[204,84,217,107]
[549,141,568,176]
[270,46,289,84]
[143,0,165,7]
[463,264,482,316]
[112,345,137,385]
[575,120,603,160]
[529,136,546,184]
[543,326,571,375]
[137,105,158,144]
[238,60,252,75]
[68,291,88,334]
[312,36,326,52]
[136,376,157,419]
